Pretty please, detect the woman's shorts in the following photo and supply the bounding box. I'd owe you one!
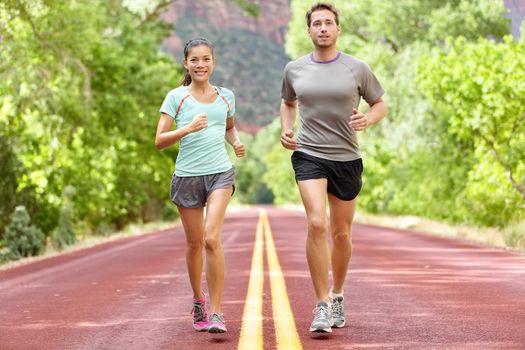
[170,167,235,208]
[291,151,363,201]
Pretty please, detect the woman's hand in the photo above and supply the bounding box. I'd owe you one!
[233,140,245,158]
[188,113,208,133]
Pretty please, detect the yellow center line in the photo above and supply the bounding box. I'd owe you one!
[238,209,302,350]
[262,209,303,350]
[237,210,265,350]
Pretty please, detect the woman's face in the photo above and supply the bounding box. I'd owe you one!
[184,45,215,84]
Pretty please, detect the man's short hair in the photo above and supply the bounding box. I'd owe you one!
[305,2,339,27]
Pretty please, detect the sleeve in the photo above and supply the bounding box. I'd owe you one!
[159,91,177,119]
[227,91,236,117]
[358,63,385,105]
[280,63,297,101]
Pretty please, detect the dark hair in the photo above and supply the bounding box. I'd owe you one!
[180,37,214,86]
[305,2,339,27]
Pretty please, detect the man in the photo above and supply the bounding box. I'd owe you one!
[280,2,387,334]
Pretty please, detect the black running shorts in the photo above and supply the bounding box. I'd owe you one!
[291,151,363,201]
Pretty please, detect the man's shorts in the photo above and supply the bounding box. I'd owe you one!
[291,151,363,201]
[170,167,235,208]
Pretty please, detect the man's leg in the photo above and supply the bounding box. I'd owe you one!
[328,193,356,293]
[297,179,330,303]
[327,193,357,328]
[297,179,334,333]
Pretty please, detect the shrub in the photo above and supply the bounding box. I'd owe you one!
[3,206,46,260]
[51,186,76,250]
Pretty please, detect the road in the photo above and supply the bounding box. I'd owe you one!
[1,207,524,349]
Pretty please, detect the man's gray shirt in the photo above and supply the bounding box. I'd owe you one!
[281,52,384,161]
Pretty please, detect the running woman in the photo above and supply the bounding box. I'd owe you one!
[155,37,245,334]
[280,3,387,334]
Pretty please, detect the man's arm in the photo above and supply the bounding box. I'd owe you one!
[280,99,298,150]
[349,98,387,131]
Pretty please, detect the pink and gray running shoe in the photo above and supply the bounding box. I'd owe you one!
[191,294,208,332]
[207,313,227,333]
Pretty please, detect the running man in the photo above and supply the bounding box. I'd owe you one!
[280,2,387,334]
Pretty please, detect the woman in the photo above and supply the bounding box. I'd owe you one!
[155,37,245,334]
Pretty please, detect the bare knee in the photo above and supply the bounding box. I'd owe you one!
[308,216,326,232]
[307,216,327,241]
[187,240,203,254]
[204,236,221,252]
[333,230,351,246]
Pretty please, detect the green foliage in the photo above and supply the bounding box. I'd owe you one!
[259,119,300,204]
[232,0,260,18]
[0,0,181,250]
[263,143,300,204]
[282,0,519,228]
[51,186,76,250]
[0,132,18,237]
[286,0,509,59]
[173,11,289,126]
[230,121,284,204]
[418,37,525,225]
[504,222,525,250]
[3,206,46,260]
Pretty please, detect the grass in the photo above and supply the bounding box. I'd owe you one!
[2,205,523,270]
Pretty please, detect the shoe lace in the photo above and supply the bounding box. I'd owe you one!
[331,298,343,315]
[191,302,205,322]
[312,305,329,320]
[209,313,224,323]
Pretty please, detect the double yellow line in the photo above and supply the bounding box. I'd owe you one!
[237,209,302,350]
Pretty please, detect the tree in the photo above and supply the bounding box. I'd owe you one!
[418,37,525,225]
[281,0,515,226]
[0,0,181,239]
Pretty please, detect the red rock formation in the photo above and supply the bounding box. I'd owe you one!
[161,0,291,52]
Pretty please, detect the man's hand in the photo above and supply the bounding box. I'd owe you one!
[233,140,245,158]
[280,129,297,150]
[349,108,369,131]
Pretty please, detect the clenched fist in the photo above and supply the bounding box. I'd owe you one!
[233,140,245,158]
[189,113,208,133]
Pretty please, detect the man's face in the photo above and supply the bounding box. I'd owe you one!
[308,9,340,49]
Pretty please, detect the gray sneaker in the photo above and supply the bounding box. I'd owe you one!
[309,301,333,333]
[330,296,345,328]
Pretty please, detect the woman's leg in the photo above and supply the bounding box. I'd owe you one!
[203,187,233,314]
[178,207,205,300]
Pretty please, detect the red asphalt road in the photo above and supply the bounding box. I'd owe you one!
[1,206,524,349]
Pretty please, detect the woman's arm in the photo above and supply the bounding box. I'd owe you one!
[225,116,245,157]
[155,112,207,150]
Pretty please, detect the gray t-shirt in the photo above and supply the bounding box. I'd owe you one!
[281,52,384,161]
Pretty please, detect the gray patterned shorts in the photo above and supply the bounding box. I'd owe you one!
[170,167,235,208]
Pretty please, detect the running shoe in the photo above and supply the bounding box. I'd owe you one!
[330,295,345,328]
[309,301,333,333]
[191,294,208,332]
[207,313,227,333]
